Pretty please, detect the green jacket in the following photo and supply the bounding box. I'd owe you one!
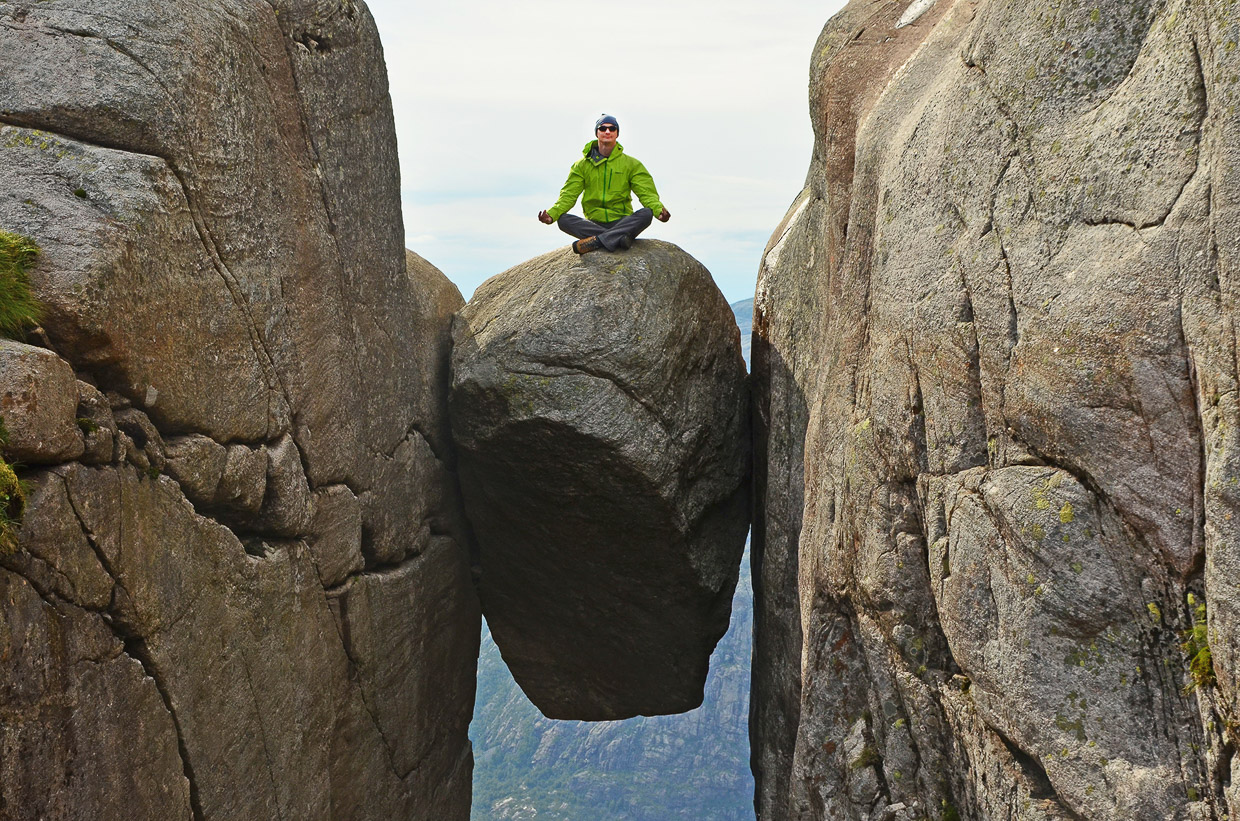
[546,141,665,223]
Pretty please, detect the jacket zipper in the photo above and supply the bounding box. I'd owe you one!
[602,159,610,222]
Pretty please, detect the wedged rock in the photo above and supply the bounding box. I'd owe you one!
[308,484,364,587]
[261,432,313,536]
[450,240,750,720]
[114,407,166,473]
[219,443,268,516]
[164,433,229,506]
[0,339,84,464]
[75,380,116,465]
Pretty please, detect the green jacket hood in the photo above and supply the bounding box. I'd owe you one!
[582,140,625,162]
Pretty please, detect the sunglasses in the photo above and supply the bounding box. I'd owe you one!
[597,125,618,132]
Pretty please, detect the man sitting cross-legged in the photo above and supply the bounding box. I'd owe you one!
[538,114,671,254]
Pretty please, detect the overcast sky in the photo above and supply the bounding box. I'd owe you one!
[366,1,848,305]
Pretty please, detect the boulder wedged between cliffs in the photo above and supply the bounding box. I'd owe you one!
[450,239,751,721]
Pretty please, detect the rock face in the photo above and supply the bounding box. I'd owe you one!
[0,339,85,464]
[753,0,1240,819]
[450,240,750,721]
[0,2,477,819]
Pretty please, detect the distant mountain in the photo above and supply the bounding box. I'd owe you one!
[732,298,753,368]
[468,301,757,821]
[470,546,753,820]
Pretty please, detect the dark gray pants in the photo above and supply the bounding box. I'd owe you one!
[556,207,654,251]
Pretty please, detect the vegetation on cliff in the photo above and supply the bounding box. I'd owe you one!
[0,230,40,552]
[0,230,41,337]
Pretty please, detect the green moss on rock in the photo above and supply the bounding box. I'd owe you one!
[1181,594,1215,692]
[849,745,881,771]
[0,458,25,555]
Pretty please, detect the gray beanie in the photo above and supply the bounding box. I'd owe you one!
[595,114,619,130]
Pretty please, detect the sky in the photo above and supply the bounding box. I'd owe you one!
[365,1,849,306]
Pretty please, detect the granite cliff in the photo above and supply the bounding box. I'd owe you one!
[753,0,1240,818]
[9,0,1239,818]
[0,1,477,818]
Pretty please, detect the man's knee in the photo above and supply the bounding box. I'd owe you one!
[556,213,596,238]
[629,208,653,230]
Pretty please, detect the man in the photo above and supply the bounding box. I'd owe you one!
[538,114,671,254]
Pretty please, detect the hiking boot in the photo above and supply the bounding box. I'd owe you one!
[614,235,633,250]
[572,236,603,254]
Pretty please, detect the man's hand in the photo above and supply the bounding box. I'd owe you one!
[538,210,554,225]
[657,208,671,223]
